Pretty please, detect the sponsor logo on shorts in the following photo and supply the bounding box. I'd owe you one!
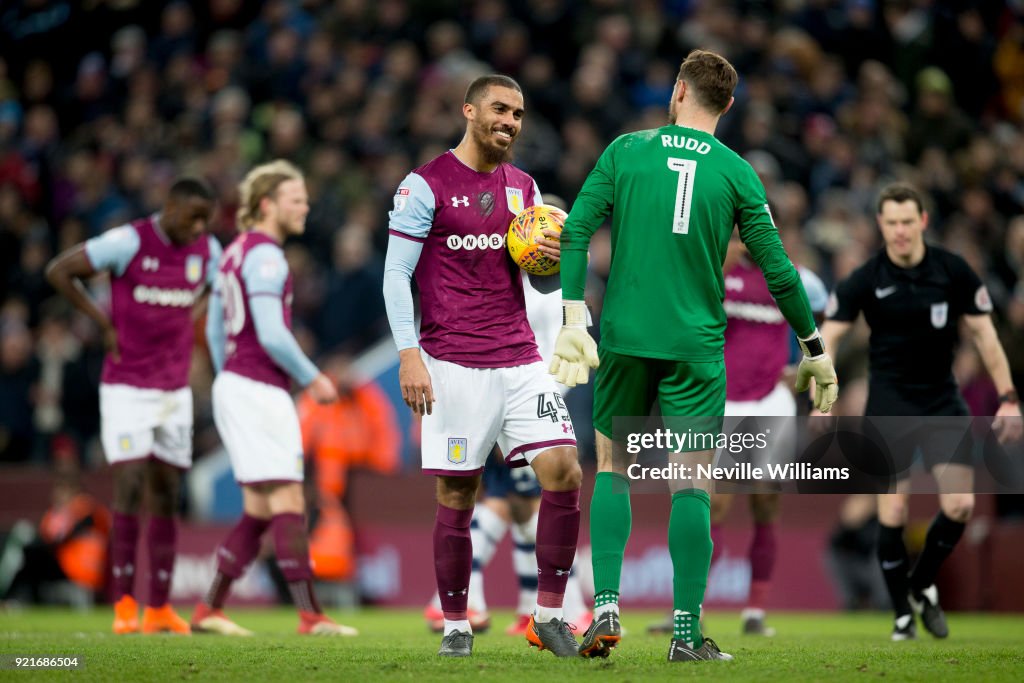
[447,437,468,464]
[119,434,133,453]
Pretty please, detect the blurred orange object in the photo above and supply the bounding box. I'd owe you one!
[298,366,400,582]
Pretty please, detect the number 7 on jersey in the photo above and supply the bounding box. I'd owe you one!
[667,157,697,235]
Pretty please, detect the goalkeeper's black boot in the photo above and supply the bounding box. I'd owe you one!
[525,616,579,657]
[437,630,473,657]
[667,637,733,661]
[579,610,621,658]
[909,585,948,638]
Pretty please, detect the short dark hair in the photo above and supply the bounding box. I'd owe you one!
[677,49,737,114]
[876,183,925,215]
[168,177,215,202]
[464,74,522,105]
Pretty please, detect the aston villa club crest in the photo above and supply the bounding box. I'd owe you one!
[505,187,524,214]
[185,255,203,284]
[447,437,468,464]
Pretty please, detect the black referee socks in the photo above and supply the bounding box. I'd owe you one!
[909,512,966,595]
[877,524,912,617]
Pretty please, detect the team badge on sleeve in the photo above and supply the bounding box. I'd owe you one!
[505,187,524,214]
[185,255,203,284]
[975,285,993,312]
[393,187,410,213]
[447,437,468,464]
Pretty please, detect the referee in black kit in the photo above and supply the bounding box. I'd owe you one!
[818,183,1022,641]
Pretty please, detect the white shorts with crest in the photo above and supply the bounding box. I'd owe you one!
[100,383,193,469]
[419,350,576,476]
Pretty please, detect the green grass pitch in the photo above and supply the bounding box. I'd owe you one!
[2,608,1023,681]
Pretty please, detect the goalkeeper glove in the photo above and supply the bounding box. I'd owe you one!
[550,300,599,387]
[794,330,839,413]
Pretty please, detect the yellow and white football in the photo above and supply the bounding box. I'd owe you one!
[507,204,564,276]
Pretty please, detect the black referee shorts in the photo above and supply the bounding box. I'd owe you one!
[856,389,974,479]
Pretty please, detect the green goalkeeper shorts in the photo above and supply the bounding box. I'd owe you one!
[593,347,726,442]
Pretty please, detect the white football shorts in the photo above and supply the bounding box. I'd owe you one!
[420,350,577,476]
[715,381,798,471]
[99,383,193,469]
[212,371,304,485]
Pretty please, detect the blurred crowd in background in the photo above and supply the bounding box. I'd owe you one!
[2,0,1024,473]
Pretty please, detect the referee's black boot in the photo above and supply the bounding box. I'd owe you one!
[909,585,949,638]
[890,613,917,642]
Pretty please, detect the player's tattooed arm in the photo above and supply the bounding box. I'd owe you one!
[45,245,120,362]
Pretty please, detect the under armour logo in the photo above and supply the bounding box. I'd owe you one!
[451,195,470,207]
[142,257,160,271]
[445,589,468,597]
[561,423,573,434]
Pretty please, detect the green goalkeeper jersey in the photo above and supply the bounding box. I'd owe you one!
[561,124,815,361]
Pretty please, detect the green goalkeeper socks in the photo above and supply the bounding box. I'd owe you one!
[668,488,712,646]
[590,472,632,601]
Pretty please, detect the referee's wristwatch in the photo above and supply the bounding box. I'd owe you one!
[998,389,1020,405]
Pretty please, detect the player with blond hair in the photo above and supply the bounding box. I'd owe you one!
[191,160,356,637]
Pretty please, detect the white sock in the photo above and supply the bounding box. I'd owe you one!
[444,619,471,635]
[467,504,507,614]
[562,571,587,621]
[470,504,508,568]
[512,513,539,616]
[467,569,486,614]
[533,605,563,623]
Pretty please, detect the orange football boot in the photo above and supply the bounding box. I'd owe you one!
[112,595,139,634]
[298,611,358,636]
[142,604,192,634]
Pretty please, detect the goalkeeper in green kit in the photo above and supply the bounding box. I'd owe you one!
[552,49,839,662]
